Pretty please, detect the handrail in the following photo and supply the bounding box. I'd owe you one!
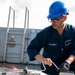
[3,6,15,62]
[21,7,29,63]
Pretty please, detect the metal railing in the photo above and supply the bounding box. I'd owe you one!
[3,6,29,63]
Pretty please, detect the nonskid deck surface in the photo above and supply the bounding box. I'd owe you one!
[0,63,75,75]
[0,63,47,75]
[0,63,41,71]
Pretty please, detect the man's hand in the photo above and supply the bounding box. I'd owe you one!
[34,54,53,66]
[59,62,70,72]
[42,58,53,66]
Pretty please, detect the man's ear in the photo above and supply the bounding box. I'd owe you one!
[64,15,67,21]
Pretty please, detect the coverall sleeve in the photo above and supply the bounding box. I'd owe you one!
[69,29,75,56]
[27,31,46,60]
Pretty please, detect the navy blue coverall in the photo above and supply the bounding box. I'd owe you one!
[27,24,75,75]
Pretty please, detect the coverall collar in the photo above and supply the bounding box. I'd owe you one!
[52,24,70,39]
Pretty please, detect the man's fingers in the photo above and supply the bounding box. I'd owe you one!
[44,58,52,66]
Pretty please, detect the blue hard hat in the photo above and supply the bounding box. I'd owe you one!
[47,1,69,18]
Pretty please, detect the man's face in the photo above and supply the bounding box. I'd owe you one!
[48,15,66,30]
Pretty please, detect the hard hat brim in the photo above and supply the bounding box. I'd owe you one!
[47,12,69,19]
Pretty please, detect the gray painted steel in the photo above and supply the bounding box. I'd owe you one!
[0,27,43,64]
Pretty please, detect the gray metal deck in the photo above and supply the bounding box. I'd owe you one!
[0,63,75,75]
[0,63,47,75]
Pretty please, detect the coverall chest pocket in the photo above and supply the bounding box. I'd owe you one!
[64,39,72,50]
[65,39,72,46]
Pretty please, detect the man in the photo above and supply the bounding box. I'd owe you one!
[27,1,75,75]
